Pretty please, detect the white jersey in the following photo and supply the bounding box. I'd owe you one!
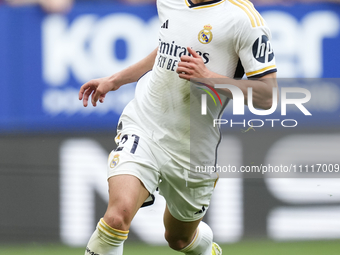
[119,0,277,169]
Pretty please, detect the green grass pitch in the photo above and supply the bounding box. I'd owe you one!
[1,240,340,255]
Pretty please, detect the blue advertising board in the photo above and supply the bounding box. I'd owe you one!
[0,2,339,133]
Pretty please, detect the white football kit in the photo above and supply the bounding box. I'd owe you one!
[108,0,277,221]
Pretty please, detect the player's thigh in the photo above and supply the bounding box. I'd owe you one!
[103,174,149,231]
[104,133,160,230]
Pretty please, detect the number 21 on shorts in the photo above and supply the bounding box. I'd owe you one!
[115,134,140,154]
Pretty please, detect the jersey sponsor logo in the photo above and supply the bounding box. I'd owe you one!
[158,40,210,63]
[161,19,169,29]
[110,153,120,168]
[198,24,213,44]
[252,35,274,63]
[157,40,211,71]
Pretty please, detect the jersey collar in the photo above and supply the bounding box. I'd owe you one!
[185,0,225,9]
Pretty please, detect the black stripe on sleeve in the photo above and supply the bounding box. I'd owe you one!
[247,68,277,79]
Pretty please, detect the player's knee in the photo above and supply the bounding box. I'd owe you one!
[164,231,191,251]
[104,210,132,231]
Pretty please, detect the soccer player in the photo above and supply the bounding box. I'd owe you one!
[79,0,277,255]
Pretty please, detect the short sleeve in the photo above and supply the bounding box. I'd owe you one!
[235,16,277,78]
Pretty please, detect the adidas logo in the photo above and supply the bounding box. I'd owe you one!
[161,19,169,29]
[194,206,206,215]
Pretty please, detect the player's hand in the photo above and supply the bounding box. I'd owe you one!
[79,77,116,107]
[176,47,214,80]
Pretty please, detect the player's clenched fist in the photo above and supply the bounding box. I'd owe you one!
[177,47,214,81]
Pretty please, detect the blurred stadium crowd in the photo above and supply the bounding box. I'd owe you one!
[0,0,339,13]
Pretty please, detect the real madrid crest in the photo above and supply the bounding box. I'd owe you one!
[198,24,213,44]
[110,154,120,168]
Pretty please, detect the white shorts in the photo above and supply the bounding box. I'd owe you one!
[107,129,219,222]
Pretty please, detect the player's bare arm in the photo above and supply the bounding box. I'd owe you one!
[79,48,158,107]
[177,47,278,110]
